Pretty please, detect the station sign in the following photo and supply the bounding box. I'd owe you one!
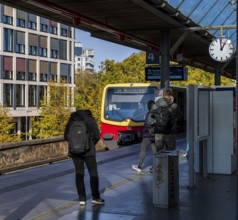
[145,66,188,81]
[146,51,160,64]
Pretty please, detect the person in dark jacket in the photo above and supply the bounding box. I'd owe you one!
[151,88,178,151]
[132,100,156,172]
[64,109,104,205]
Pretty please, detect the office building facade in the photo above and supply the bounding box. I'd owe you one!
[0,5,75,139]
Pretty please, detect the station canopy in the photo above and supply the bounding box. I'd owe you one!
[0,0,236,78]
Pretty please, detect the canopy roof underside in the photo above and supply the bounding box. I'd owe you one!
[0,0,236,78]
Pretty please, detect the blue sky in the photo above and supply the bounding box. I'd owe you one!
[75,29,139,71]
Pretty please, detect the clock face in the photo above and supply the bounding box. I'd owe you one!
[209,37,235,62]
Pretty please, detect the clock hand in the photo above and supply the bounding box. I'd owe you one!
[221,39,227,51]
[220,38,223,50]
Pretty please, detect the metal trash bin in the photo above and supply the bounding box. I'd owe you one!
[153,150,179,208]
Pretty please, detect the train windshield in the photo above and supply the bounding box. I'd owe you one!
[104,86,157,122]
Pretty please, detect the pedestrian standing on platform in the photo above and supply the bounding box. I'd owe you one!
[151,88,178,151]
[132,100,156,173]
[64,110,104,206]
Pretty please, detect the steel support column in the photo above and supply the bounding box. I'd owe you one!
[160,30,170,89]
[215,62,221,86]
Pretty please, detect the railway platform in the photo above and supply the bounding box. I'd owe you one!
[0,135,236,220]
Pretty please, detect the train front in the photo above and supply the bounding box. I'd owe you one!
[100,83,157,149]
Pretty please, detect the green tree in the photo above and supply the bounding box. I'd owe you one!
[32,81,71,138]
[0,104,20,143]
[74,70,101,124]
[98,51,146,87]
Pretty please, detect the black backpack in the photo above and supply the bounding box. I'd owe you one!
[151,98,172,134]
[67,120,90,154]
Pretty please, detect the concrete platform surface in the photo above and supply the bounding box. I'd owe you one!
[0,136,236,220]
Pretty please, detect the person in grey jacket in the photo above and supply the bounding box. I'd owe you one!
[132,100,156,172]
[64,109,104,205]
[152,88,178,151]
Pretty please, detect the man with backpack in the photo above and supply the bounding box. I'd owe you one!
[64,109,104,206]
[151,88,178,151]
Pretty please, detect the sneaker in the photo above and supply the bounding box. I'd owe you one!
[182,153,187,157]
[149,166,153,173]
[132,164,142,172]
[92,198,105,205]
[79,200,86,205]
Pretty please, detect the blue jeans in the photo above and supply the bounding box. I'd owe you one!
[72,156,100,201]
[138,138,157,168]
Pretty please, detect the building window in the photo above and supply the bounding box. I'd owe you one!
[28,21,36,30]
[28,13,37,30]
[16,84,25,107]
[50,74,57,82]
[2,70,13,79]
[3,56,13,78]
[50,62,57,82]
[16,31,25,54]
[61,28,68,37]
[28,72,36,81]
[3,28,13,52]
[29,46,37,55]
[29,85,37,107]
[3,84,13,107]
[29,60,37,81]
[40,24,48,32]
[29,34,38,56]
[40,73,48,82]
[15,44,25,54]
[39,86,47,105]
[60,63,69,82]
[3,15,13,24]
[16,72,26,80]
[50,26,57,35]
[39,47,47,57]
[59,40,67,60]
[60,75,68,82]
[75,47,83,56]
[50,49,58,58]
[51,38,59,59]
[17,18,25,27]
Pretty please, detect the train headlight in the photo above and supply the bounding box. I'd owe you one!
[103,133,113,140]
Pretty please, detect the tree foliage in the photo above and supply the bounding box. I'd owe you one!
[32,81,71,138]
[98,51,146,86]
[0,104,20,143]
[74,70,101,123]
